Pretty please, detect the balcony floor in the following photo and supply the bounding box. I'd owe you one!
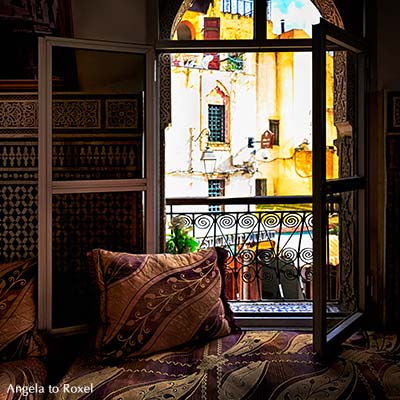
[229,301,343,314]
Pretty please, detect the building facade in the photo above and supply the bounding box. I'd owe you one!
[165,0,337,202]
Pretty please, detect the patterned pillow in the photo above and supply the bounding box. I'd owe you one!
[0,358,47,400]
[90,247,237,361]
[0,259,47,362]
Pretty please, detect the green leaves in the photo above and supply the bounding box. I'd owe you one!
[166,225,199,254]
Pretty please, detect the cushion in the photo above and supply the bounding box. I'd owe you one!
[0,259,47,362]
[46,330,400,400]
[89,247,237,361]
[0,358,47,400]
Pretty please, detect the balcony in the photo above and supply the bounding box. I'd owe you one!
[166,196,341,327]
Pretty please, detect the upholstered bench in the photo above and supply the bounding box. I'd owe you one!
[46,248,400,399]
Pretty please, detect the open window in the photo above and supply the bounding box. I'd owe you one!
[312,19,367,358]
[158,0,368,357]
[38,37,157,332]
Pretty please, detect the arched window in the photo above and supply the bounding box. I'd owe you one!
[176,20,195,40]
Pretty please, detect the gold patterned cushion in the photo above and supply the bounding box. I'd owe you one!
[0,260,47,362]
[90,247,237,361]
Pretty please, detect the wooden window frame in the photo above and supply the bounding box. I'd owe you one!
[38,37,158,333]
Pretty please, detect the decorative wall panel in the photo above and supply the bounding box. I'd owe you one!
[0,93,38,261]
[0,185,38,261]
[52,99,101,129]
[52,93,143,180]
[335,135,356,311]
[105,98,141,129]
[50,92,145,328]
[0,90,145,329]
[0,100,38,129]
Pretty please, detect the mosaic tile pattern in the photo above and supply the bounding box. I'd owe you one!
[52,99,101,129]
[0,99,38,129]
[0,93,38,261]
[0,92,145,330]
[52,93,143,181]
[52,181,144,328]
[106,98,140,129]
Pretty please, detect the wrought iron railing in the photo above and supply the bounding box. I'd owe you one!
[165,196,339,303]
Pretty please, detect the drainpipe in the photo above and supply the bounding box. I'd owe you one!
[189,127,194,173]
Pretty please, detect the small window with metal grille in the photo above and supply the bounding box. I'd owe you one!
[221,0,254,17]
[208,179,225,212]
[208,104,226,142]
[269,119,280,145]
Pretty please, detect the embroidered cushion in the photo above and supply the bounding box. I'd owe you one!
[90,247,237,361]
[0,259,47,362]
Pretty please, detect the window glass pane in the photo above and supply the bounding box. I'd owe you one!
[269,0,320,39]
[52,191,144,328]
[173,0,320,41]
[52,47,145,181]
[325,190,360,332]
[166,51,315,199]
[174,0,253,40]
[326,50,359,180]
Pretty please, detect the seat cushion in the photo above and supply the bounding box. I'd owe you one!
[0,357,47,399]
[89,247,237,362]
[0,259,47,362]
[50,330,400,400]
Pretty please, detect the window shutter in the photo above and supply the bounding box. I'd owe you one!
[204,17,220,69]
[203,17,220,40]
[255,178,268,196]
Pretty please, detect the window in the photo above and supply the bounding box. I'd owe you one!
[208,179,225,212]
[203,18,220,69]
[269,119,280,145]
[203,17,220,40]
[256,178,268,196]
[221,0,254,17]
[208,104,226,142]
[38,38,156,332]
[160,0,366,357]
[177,21,195,40]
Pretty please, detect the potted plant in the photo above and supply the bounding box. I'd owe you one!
[166,216,199,254]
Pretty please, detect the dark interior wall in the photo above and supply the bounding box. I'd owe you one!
[0,0,73,79]
[71,0,147,44]
[332,0,400,328]
[377,0,400,89]
[375,0,400,327]
[334,0,365,36]
[69,0,150,91]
